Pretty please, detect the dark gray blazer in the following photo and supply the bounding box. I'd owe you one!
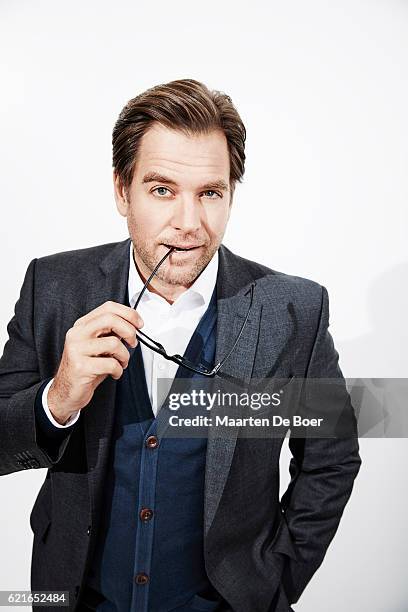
[0,238,361,612]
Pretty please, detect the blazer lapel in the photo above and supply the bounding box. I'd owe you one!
[204,245,262,536]
[83,237,131,527]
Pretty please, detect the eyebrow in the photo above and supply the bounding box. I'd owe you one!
[141,171,229,192]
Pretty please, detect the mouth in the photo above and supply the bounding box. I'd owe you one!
[162,244,202,253]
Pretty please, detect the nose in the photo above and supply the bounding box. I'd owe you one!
[170,196,202,233]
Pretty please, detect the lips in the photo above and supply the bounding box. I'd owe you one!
[163,243,201,252]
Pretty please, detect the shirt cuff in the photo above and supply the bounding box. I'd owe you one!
[42,378,81,428]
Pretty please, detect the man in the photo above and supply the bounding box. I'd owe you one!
[0,79,361,612]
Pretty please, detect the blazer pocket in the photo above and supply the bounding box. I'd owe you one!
[269,513,298,561]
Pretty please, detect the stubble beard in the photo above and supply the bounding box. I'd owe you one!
[131,234,220,287]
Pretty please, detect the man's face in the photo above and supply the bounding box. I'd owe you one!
[114,122,233,289]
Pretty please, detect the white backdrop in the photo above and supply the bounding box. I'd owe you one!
[0,1,407,610]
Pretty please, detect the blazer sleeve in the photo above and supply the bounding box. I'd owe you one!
[34,378,78,462]
[0,259,77,475]
[280,285,362,604]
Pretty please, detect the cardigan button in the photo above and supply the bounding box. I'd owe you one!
[139,508,154,522]
[135,573,149,585]
[145,435,159,449]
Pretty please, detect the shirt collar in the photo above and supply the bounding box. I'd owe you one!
[127,241,218,311]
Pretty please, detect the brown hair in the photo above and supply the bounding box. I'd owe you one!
[112,79,246,195]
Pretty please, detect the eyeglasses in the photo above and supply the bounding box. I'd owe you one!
[130,246,255,377]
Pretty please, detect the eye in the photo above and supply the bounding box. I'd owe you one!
[202,190,222,199]
[152,186,172,197]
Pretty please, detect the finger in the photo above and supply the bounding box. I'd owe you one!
[82,336,133,368]
[89,356,124,380]
[74,300,144,330]
[82,313,140,346]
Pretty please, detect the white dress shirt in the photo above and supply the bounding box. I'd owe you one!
[42,242,219,427]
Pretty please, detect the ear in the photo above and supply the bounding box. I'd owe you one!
[113,170,128,217]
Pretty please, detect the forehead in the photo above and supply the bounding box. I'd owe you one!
[133,122,230,181]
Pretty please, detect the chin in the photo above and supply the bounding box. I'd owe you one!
[161,259,206,286]
[163,268,201,287]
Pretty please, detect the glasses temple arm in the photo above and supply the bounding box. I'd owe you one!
[133,246,175,311]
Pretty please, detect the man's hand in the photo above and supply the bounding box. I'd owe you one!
[48,301,144,424]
